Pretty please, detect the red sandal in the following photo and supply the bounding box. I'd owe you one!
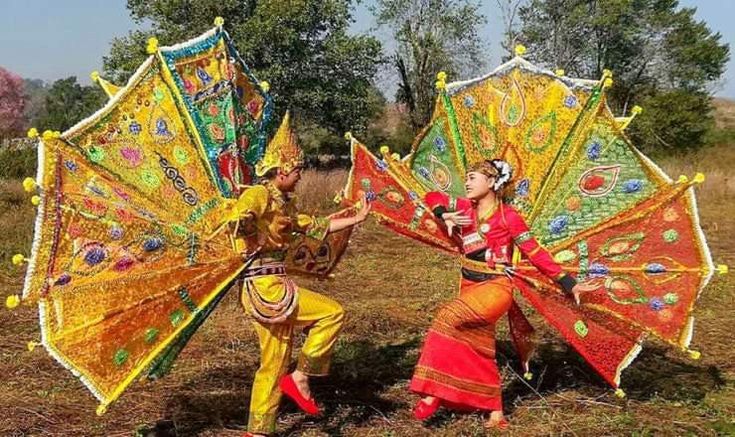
[413,396,441,420]
[279,374,320,415]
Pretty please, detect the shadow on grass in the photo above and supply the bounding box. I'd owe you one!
[498,341,726,411]
[150,335,725,435]
[155,338,420,436]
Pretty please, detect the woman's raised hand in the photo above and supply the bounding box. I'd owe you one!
[441,211,472,237]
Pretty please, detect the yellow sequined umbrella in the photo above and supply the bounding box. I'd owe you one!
[9,19,273,414]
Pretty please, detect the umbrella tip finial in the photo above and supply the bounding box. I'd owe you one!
[96,404,108,416]
[677,175,689,184]
[614,388,626,398]
[146,37,159,55]
[717,264,728,275]
[688,349,701,360]
[693,173,705,184]
[523,371,534,380]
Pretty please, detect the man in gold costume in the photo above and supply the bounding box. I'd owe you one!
[220,113,369,436]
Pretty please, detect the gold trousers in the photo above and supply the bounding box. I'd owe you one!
[242,274,345,434]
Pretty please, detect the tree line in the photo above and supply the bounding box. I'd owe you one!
[0,0,729,156]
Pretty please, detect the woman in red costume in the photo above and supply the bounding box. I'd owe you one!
[410,159,584,429]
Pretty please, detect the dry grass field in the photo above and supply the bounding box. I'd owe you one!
[1,141,734,435]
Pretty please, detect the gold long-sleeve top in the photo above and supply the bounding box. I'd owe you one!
[220,182,331,259]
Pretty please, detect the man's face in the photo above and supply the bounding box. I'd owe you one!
[275,167,302,192]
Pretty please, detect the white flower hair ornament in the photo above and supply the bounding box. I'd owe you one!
[490,159,513,192]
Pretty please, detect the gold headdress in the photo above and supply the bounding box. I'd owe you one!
[255,111,304,176]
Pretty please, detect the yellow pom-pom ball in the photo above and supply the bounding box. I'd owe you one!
[437,71,447,82]
[22,177,36,193]
[688,350,701,360]
[379,145,390,156]
[12,254,26,266]
[27,127,39,139]
[259,80,270,93]
[631,105,643,115]
[555,69,565,77]
[523,372,533,381]
[90,71,100,82]
[614,388,626,398]
[6,294,20,309]
[603,78,614,88]
[514,44,527,56]
[603,68,613,77]
[42,130,54,140]
[27,341,39,352]
[677,175,689,184]
[31,195,41,206]
[717,264,728,275]
[146,37,159,54]
[214,16,225,27]
[344,132,353,141]
[693,173,705,184]
[435,80,446,90]
[391,153,401,161]
[53,131,61,138]
[96,404,108,416]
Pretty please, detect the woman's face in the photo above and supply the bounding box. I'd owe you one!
[465,171,495,200]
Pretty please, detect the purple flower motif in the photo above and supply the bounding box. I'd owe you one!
[88,185,106,197]
[649,297,664,311]
[433,137,446,152]
[196,67,212,86]
[589,262,609,278]
[463,95,475,108]
[64,160,78,172]
[516,179,530,197]
[109,227,124,240]
[645,263,666,274]
[155,118,171,136]
[564,95,578,108]
[129,121,142,135]
[143,237,164,252]
[549,215,569,234]
[54,273,71,286]
[623,179,643,193]
[375,159,388,172]
[587,142,602,160]
[84,247,106,266]
[408,191,419,201]
[365,191,377,202]
[418,167,430,179]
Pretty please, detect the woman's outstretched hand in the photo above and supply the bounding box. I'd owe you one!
[441,211,472,237]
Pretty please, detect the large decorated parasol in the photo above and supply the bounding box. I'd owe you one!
[342,45,728,392]
[7,18,351,414]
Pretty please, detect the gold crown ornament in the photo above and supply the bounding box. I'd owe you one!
[255,111,305,177]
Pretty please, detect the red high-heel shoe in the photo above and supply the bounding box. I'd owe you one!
[413,396,441,420]
[279,374,320,415]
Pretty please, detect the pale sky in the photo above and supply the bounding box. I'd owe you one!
[0,0,732,99]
